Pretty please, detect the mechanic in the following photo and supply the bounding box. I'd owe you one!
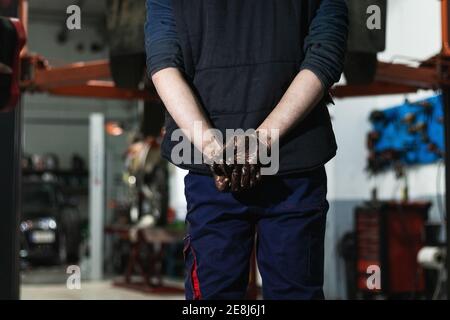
[145,0,348,300]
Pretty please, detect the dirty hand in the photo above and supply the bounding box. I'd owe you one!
[204,136,231,192]
[216,131,271,193]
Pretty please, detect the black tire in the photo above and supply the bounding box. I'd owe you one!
[109,53,146,89]
[60,208,82,264]
[344,52,378,85]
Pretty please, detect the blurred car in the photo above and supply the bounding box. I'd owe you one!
[20,181,82,266]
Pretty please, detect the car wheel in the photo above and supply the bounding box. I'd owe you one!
[58,232,67,265]
[61,209,81,264]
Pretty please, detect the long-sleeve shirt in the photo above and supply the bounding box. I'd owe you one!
[144,0,183,76]
[145,0,348,90]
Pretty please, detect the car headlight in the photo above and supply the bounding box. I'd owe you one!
[20,221,32,232]
[38,218,57,230]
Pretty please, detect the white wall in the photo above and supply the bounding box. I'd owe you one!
[324,0,443,299]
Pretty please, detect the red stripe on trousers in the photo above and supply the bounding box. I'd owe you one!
[190,247,202,300]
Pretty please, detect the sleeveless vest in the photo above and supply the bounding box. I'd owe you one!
[162,0,337,175]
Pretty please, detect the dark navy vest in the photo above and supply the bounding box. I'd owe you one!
[162,0,337,175]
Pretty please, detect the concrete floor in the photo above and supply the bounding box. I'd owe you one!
[21,281,185,300]
[20,266,185,300]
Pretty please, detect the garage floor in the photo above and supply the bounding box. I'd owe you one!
[21,281,185,300]
[20,266,185,300]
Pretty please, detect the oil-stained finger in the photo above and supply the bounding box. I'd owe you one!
[231,165,242,192]
[214,175,230,192]
[241,164,251,189]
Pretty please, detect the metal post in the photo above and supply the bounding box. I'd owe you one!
[0,105,22,300]
[442,90,450,300]
[89,113,105,280]
[0,0,21,300]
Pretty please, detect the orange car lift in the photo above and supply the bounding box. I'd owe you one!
[21,57,159,101]
[23,56,442,100]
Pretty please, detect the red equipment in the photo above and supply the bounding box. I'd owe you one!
[0,17,26,112]
[355,201,430,297]
[442,0,450,56]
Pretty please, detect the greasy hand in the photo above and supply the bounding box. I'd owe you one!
[218,131,271,192]
[206,131,271,193]
[204,137,232,192]
[210,162,231,192]
[225,134,261,192]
